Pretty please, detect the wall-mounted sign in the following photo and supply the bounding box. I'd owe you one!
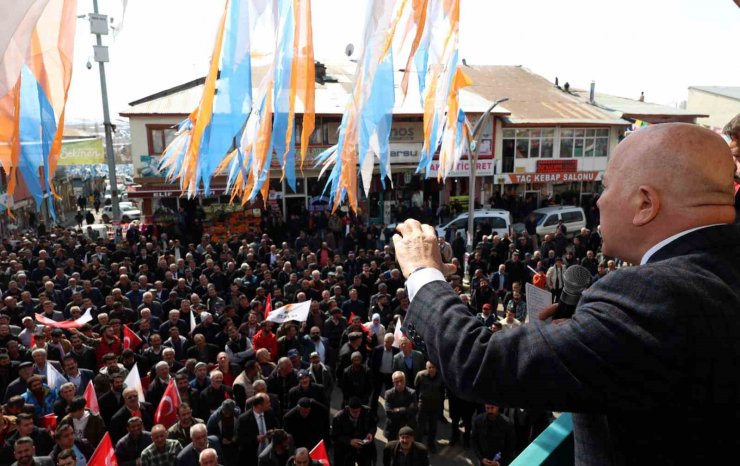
[536,159,577,173]
[506,171,601,184]
[427,160,494,178]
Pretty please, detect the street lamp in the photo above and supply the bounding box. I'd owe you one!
[89,0,120,220]
[463,97,509,285]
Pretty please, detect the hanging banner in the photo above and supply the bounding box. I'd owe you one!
[58,138,104,165]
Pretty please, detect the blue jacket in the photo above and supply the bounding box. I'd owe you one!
[22,385,58,418]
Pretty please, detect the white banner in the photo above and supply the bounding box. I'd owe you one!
[266,300,312,324]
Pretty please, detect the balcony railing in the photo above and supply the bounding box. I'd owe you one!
[510,413,574,466]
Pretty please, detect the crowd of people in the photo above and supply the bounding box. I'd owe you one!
[0,203,613,466]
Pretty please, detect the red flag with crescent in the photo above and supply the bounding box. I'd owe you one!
[154,379,181,428]
[88,432,118,466]
[122,324,142,351]
[309,439,330,466]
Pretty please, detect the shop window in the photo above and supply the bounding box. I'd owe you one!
[503,127,555,159]
[560,127,609,158]
[147,125,177,155]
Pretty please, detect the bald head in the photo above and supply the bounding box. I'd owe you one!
[599,123,735,262]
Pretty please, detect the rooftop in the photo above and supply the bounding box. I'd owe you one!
[571,90,708,120]
[689,86,740,101]
[462,65,628,125]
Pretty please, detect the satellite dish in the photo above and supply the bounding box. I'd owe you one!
[345,43,354,57]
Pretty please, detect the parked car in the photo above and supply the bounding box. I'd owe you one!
[516,205,587,238]
[436,209,513,242]
[103,202,134,216]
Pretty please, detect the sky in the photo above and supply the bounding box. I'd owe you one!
[65,0,739,123]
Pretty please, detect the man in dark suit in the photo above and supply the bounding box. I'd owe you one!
[109,387,155,443]
[489,264,509,298]
[237,393,279,466]
[61,355,94,396]
[391,337,425,390]
[369,333,399,413]
[392,124,740,464]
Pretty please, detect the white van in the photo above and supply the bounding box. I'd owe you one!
[529,205,586,238]
[437,209,512,242]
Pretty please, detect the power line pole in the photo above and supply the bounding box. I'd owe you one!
[91,0,119,219]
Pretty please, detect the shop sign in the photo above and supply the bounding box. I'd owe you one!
[427,160,494,178]
[506,171,601,184]
[389,143,422,163]
[59,138,105,165]
[390,121,424,143]
[537,159,577,173]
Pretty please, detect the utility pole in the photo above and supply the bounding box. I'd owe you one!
[91,0,119,219]
[464,97,509,285]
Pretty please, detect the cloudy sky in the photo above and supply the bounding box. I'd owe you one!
[65,0,739,123]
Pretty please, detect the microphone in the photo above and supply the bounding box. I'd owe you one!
[552,264,592,319]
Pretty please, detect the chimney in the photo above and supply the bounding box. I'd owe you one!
[589,81,595,104]
[555,77,559,87]
[639,91,645,102]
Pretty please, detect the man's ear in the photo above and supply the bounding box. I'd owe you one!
[633,185,660,226]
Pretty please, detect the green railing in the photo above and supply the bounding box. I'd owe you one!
[510,413,574,466]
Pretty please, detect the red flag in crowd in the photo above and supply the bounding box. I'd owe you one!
[154,379,181,428]
[264,293,272,319]
[122,324,142,351]
[309,439,330,466]
[41,414,57,432]
[89,433,118,466]
[84,380,99,414]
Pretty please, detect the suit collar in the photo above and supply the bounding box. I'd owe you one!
[647,223,740,264]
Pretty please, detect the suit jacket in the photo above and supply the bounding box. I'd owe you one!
[65,368,95,396]
[237,409,279,466]
[405,224,740,466]
[98,389,124,427]
[490,271,509,293]
[176,436,223,466]
[109,402,155,443]
[369,345,399,375]
[391,351,426,389]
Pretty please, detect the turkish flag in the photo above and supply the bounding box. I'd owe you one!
[34,309,93,329]
[122,324,142,351]
[41,414,57,432]
[264,293,272,319]
[84,380,99,414]
[89,433,118,466]
[309,439,330,466]
[154,379,181,428]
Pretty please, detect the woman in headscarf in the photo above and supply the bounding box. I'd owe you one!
[364,313,386,348]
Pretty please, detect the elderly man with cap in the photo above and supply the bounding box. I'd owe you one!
[340,351,372,407]
[287,348,309,371]
[331,397,376,466]
[335,331,365,379]
[287,370,327,410]
[147,360,173,404]
[382,426,429,466]
[206,399,240,466]
[283,397,329,451]
[186,333,220,365]
[3,361,34,402]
